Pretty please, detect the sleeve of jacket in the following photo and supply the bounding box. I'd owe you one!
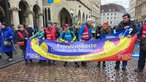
[37,31,45,39]
[78,25,85,41]
[8,29,15,40]
[71,31,76,41]
[116,22,124,32]
[55,28,60,38]
[30,32,38,39]
[130,22,137,35]
[59,32,65,42]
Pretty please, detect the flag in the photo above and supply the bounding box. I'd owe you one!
[48,0,60,3]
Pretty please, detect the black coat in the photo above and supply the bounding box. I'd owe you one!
[116,21,136,35]
[25,27,34,37]
[16,30,29,50]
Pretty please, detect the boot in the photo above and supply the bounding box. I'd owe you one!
[63,62,67,67]
[75,62,80,68]
[97,62,101,68]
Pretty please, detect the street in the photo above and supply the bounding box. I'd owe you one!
[0,59,146,82]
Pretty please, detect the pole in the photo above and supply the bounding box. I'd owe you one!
[5,0,10,25]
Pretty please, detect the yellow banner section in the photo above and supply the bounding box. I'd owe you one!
[54,0,60,3]
[31,36,131,62]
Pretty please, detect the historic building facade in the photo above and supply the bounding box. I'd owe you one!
[128,0,136,21]
[43,0,101,27]
[135,0,146,24]
[100,3,127,27]
[0,0,43,29]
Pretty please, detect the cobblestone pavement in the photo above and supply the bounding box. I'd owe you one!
[0,58,146,82]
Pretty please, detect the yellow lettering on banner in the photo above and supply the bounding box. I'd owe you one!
[31,37,131,62]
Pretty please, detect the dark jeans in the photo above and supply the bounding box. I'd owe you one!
[138,49,146,70]
[5,51,13,59]
[115,61,127,67]
[22,49,28,62]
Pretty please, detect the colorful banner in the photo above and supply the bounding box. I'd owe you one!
[48,0,60,3]
[26,35,137,62]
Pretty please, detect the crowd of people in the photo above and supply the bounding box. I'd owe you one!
[0,14,146,73]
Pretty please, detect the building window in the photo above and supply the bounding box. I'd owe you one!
[115,13,116,15]
[103,13,105,16]
[111,17,112,19]
[107,17,109,19]
[114,17,116,19]
[111,13,112,15]
[102,10,104,12]
[107,13,109,15]
[110,21,112,24]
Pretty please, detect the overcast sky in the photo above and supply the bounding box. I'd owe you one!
[101,0,129,11]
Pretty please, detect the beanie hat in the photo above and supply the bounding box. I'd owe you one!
[102,23,109,27]
[47,20,53,25]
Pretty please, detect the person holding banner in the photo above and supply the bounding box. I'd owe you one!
[16,24,33,65]
[59,24,80,67]
[96,23,111,68]
[78,18,93,66]
[30,27,44,39]
[44,20,60,65]
[135,20,146,72]
[115,14,136,70]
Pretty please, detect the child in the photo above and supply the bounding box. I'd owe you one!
[96,23,111,67]
[59,24,80,67]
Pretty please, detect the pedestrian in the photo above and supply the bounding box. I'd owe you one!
[30,26,44,39]
[135,20,146,72]
[59,24,80,67]
[0,22,15,62]
[115,14,136,70]
[44,20,60,65]
[96,23,111,68]
[25,25,34,37]
[78,18,93,66]
[16,24,32,65]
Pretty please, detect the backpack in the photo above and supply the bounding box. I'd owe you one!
[62,31,74,39]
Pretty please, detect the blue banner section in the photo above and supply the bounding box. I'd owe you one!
[48,0,53,3]
[100,28,133,39]
[132,44,139,58]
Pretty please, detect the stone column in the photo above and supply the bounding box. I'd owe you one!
[11,7,20,29]
[39,13,44,27]
[28,11,34,27]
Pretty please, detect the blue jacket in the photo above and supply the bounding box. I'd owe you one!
[78,23,92,41]
[0,27,15,52]
[59,30,76,42]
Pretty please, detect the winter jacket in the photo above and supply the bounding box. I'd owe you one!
[78,23,92,41]
[15,30,29,50]
[116,20,136,35]
[30,31,44,39]
[0,27,15,52]
[25,27,34,37]
[59,30,76,42]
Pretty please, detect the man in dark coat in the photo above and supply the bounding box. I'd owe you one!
[115,14,136,70]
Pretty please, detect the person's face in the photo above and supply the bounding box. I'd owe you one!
[47,24,52,28]
[87,21,93,26]
[103,26,108,29]
[123,16,130,23]
[19,27,24,31]
[1,25,6,29]
[39,27,43,31]
[64,26,69,31]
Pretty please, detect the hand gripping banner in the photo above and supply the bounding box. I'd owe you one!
[25,35,137,62]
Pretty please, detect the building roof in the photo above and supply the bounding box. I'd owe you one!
[101,3,127,13]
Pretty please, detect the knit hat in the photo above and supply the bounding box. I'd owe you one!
[1,22,7,26]
[18,24,24,28]
[47,20,53,25]
[102,23,109,27]
[64,24,69,27]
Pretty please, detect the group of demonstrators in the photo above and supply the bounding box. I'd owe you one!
[0,14,146,72]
